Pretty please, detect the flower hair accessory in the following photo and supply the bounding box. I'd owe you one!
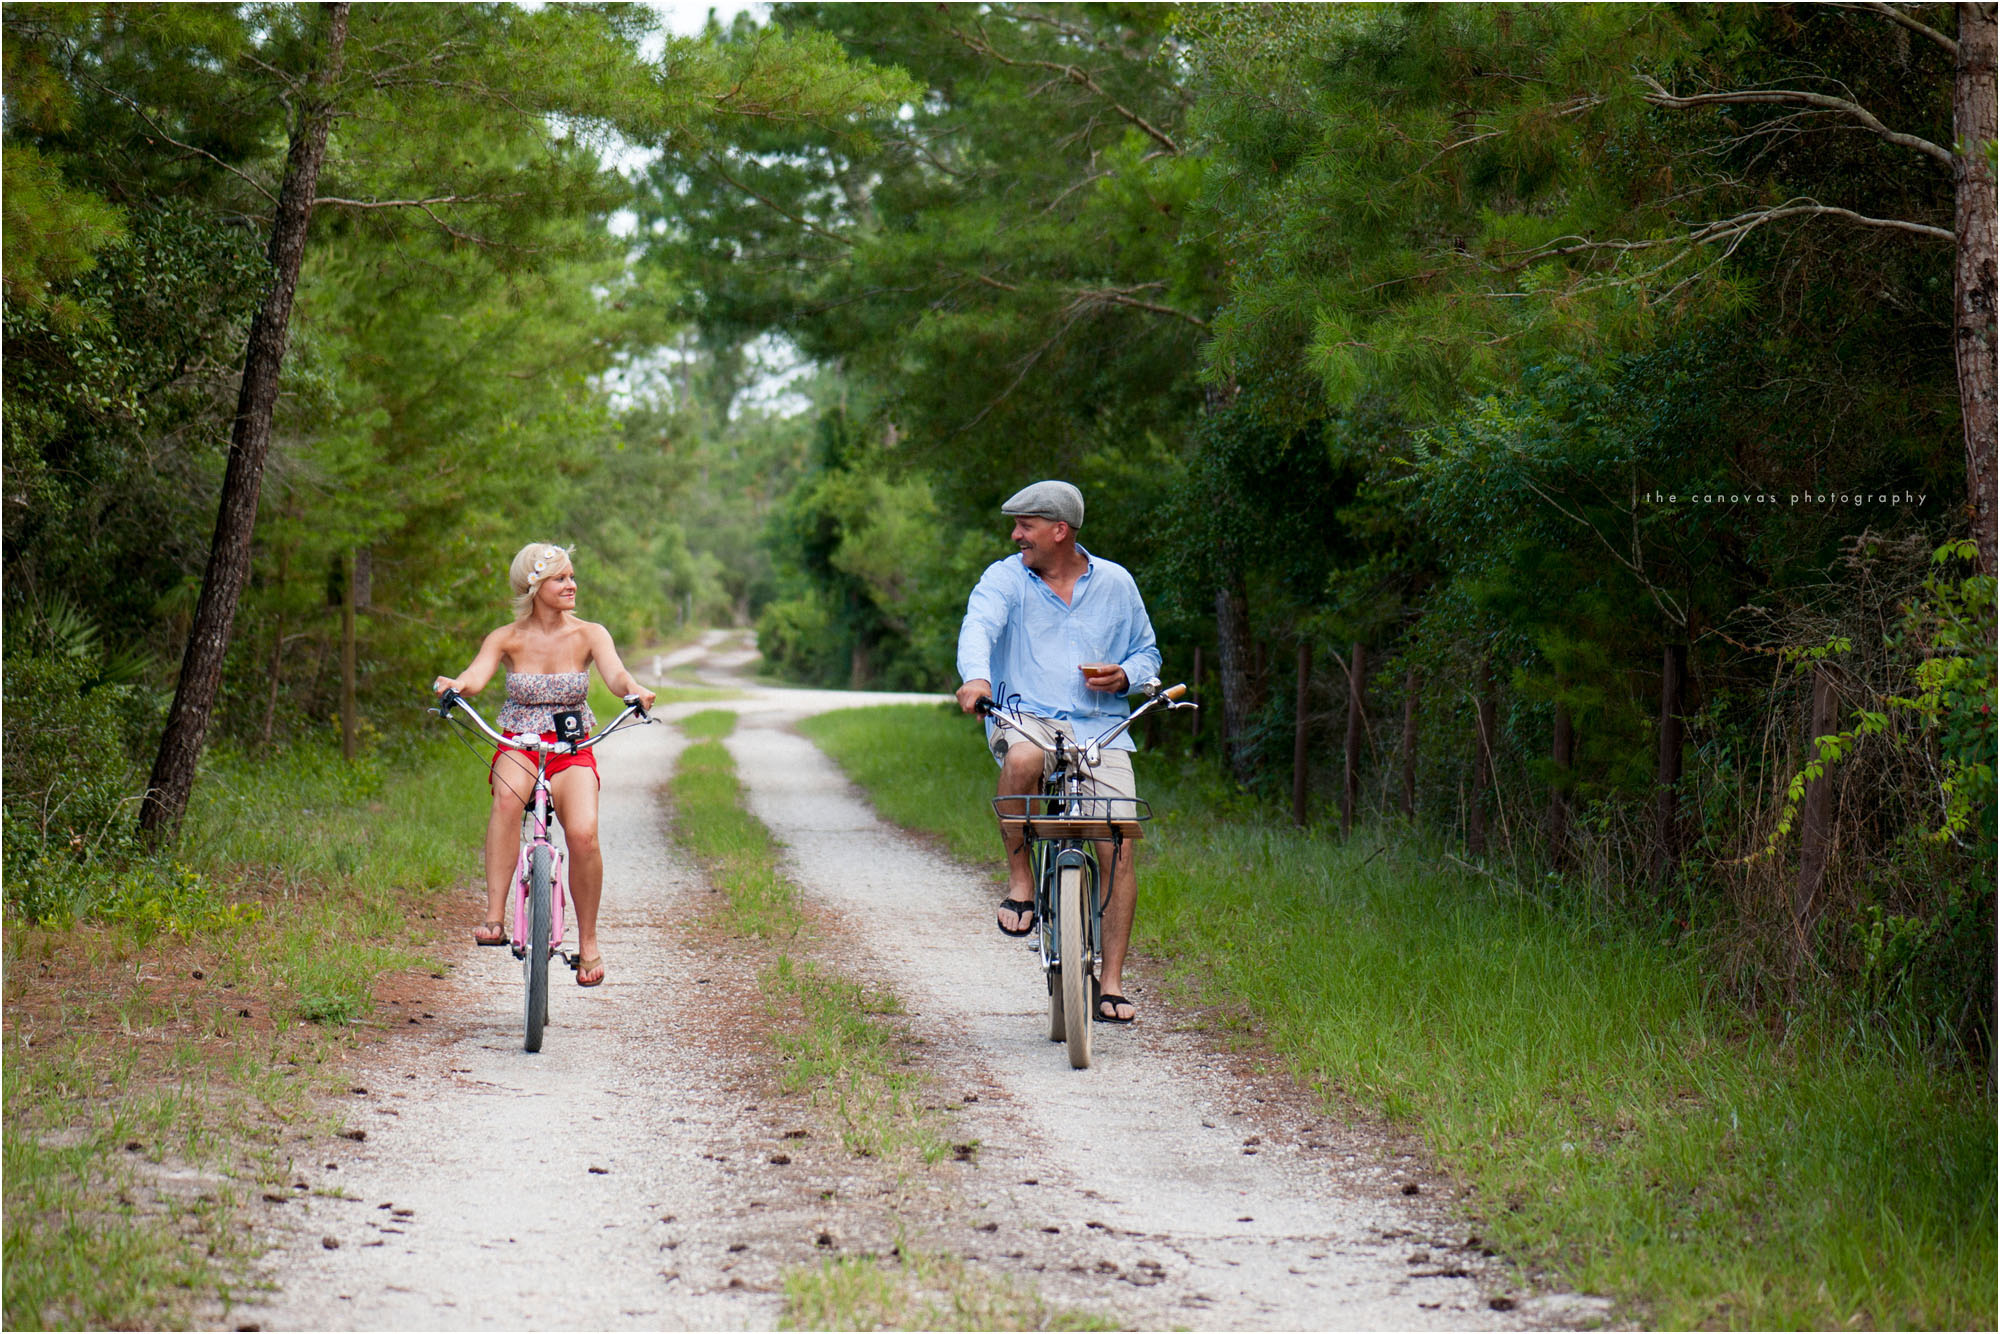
[528,545,570,587]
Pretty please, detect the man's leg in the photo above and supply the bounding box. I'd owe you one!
[1093,839,1138,1020]
[996,742,1043,933]
[1091,750,1139,1021]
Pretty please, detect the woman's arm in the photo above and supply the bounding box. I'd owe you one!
[585,623,656,710]
[433,626,509,697]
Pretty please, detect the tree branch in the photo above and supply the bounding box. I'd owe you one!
[1832,1,1961,57]
[1637,73,1955,170]
[1520,200,1956,266]
[701,153,854,248]
[946,22,1182,154]
[85,76,281,208]
[1079,289,1210,328]
[312,192,524,209]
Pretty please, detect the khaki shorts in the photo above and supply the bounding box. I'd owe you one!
[990,715,1137,802]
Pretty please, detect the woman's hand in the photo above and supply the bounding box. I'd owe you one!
[433,675,463,696]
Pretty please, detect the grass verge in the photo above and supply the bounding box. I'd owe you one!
[781,1242,1118,1332]
[799,703,1998,1331]
[3,728,493,1329]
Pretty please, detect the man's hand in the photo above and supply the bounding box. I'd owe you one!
[1079,663,1129,694]
[956,679,993,714]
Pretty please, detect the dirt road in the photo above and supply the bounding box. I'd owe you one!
[247,631,1605,1330]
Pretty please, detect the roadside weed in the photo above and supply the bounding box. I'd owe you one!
[762,954,951,1164]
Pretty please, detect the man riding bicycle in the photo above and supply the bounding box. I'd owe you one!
[954,480,1161,1025]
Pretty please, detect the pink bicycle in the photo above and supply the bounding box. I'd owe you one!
[431,688,651,1051]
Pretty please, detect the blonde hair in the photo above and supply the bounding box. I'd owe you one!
[508,542,573,619]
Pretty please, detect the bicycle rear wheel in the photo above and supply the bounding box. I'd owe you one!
[525,844,552,1052]
[1057,862,1091,1068]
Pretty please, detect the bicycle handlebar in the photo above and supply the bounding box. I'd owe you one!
[432,687,651,754]
[978,680,1197,769]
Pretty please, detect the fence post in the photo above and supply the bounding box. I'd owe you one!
[1470,657,1495,855]
[1342,642,1367,838]
[339,549,358,762]
[1548,700,1574,865]
[1794,663,1843,979]
[1291,641,1311,827]
[1653,643,1687,880]
[1189,645,1204,740]
[1401,668,1418,818]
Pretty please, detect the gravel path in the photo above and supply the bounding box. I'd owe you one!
[246,631,1606,1330]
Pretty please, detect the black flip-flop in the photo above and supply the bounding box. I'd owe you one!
[996,898,1037,937]
[473,921,509,947]
[1094,993,1136,1024]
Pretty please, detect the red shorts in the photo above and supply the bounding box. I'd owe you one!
[490,732,600,793]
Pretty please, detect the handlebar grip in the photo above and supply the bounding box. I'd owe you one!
[624,693,650,721]
[436,686,463,713]
[1163,683,1188,701]
[974,696,997,716]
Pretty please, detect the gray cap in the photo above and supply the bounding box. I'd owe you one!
[1000,480,1084,529]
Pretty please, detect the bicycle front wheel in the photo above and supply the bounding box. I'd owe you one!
[525,844,552,1052]
[1057,862,1091,1069]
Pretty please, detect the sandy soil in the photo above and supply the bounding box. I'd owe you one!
[243,630,1611,1331]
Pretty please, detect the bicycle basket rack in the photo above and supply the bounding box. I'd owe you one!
[992,793,1152,841]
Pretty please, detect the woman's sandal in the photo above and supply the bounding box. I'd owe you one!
[473,920,508,947]
[576,955,606,988]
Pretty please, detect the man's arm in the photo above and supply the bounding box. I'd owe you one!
[1115,580,1163,693]
[956,564,1012,712]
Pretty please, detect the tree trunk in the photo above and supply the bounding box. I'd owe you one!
[1470,658,1495,856]
[1794,664,1844,983]
[139,2,350,839]
[1548,700,1575,865]
[1653,644,1687,880]
[1342,642,1367,839]
[1215,575,1255,781]
[1956,2,1998,575]
[849,636,873,690]
[1401,668,1418,818]
[1291,641,1311,828]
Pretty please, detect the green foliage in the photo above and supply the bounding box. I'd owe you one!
[0,144,126,315]
[652,2,1216,523]
[756,404,993,689]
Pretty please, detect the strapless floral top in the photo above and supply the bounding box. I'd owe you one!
[496,671,593,736]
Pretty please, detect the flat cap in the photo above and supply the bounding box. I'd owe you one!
[1000,480,1084,529]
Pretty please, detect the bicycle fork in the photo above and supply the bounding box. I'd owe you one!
[512,804,571,964]
[1039,845,1102,982]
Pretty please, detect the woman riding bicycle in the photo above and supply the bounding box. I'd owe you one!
[432,542,655,987]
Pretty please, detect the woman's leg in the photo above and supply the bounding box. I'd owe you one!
[550,766,603,980]
[481,752,534,939]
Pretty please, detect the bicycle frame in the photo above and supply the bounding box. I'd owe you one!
[979,680,1193,1066]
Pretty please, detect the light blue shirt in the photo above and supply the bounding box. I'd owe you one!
[956,547,1163,752]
